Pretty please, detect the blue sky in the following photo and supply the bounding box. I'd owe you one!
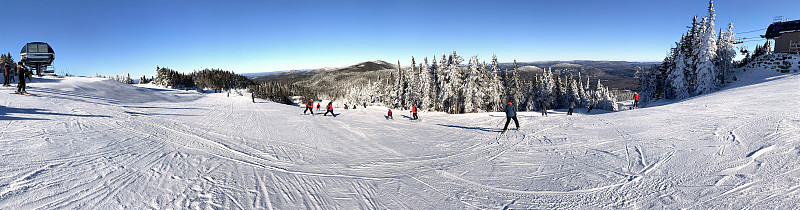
[0,0,797,77]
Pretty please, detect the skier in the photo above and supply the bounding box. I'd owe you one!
[324,101,336,117]
[363,103,366,108]
[3,62,10,87]
[568,99,575,115]
[344,104,348,109]
[633,93,639,109]
[387,108,393,119]
[540,100,548,117]
[16,62,27,94]
[303,99,314,115]
[316,103,321,111]
[251,92,255,103]
[411,104,418,120]
[502,102,520,134]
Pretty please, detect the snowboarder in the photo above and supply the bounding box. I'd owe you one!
[16,62,27,94]
[411,104,418,120]
[568,100,575,115]
[316,103,321,111]
[303,99,314,115]
[540,100,548,117]
[633,93,639,109]
[3,62,10,87]
[387,108,393,119]
[324,102,336,117]
[502,102,520,134]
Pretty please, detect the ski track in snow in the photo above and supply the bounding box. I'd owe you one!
[0,71,798,208]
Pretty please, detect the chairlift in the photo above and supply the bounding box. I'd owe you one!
[738,45,749,55]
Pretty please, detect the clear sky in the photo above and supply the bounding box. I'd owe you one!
[0,0,797,77]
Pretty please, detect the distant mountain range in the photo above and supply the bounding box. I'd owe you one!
[246,60,657,91]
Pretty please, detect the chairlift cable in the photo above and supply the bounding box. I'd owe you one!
[735,28,767,34]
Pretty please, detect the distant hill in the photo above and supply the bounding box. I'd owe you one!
[251,60,654,91]
[503,60,658,91]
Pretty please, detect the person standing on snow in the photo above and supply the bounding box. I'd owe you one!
[324,102,336,117]
[568,99,575,115]
[387,108,393,119]
[502,102,520,134]
[633,93,639,109]
[303,99,314,115]
[540,100,548,117]
[3,62,11,87]
[16,62,28,94]
[411,104,418,120]
[316,103,321,111]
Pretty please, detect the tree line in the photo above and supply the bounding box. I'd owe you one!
[251,51,619,113]
[153,66,254,90]
[638,0,737,105]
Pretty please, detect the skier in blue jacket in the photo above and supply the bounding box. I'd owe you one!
[502,102,520,134]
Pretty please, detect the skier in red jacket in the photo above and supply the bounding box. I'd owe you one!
[633,93,640,109]
[316,103,321,111]
[324,102,336,117]
[303,99,314,115]
[387,109,393,119]
[411,105,418,120]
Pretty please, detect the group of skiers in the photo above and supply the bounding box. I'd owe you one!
[304,99,336,117]
[2,61,30,94]
[297,93,641,133]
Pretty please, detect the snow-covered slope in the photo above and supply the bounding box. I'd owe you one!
[0,68,798,208]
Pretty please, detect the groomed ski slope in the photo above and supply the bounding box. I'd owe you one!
[0,69,798,209]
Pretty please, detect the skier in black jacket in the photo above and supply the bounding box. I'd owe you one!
[502,102,520,134]
[16,62,27,94]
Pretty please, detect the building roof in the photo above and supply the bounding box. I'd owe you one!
[764,20,800,39]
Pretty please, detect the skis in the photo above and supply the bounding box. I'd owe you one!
[10,92,35,96]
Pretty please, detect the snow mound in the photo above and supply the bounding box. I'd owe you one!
[30,76,201,104]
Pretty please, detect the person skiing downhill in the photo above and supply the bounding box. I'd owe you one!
[633,93,639,109]
[316,103,321,111]
[3,62,10,87]
[502,102,520,134]
[411,105,418,120]
[324,102,336,117]
[387,108,393,119]
[303,99,314,115]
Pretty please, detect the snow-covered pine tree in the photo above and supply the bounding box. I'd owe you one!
[694,5,718,95]
[420,57,433,111]
[490,54,504,110]
[510,60,522,104]
[447,51,465,113]
[716,23,736,83]
[393,60,404,108]
[437,53,450,112]
[463,56,477,113]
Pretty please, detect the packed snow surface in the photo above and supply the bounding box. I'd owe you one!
[0,69,798,208]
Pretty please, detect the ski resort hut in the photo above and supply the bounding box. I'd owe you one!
[20,42,56,76]
[763,19,800,54]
